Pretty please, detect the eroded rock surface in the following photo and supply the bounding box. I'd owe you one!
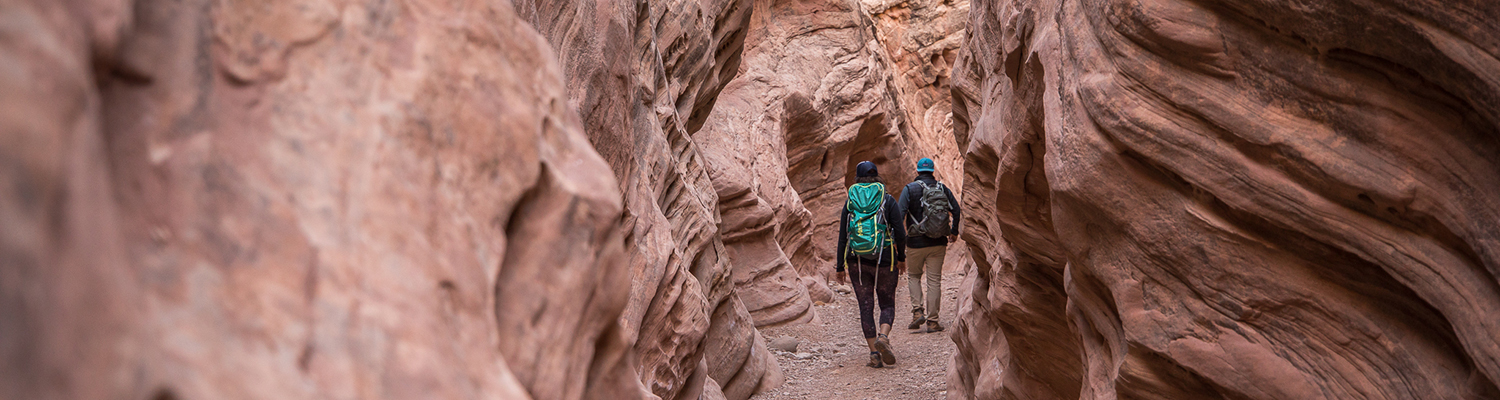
[2,0,653,399]
[862,0,969,188]
[949,0,1500,398]
[863,0,973,283]
[513,0,783,398]
[698,0,968,322]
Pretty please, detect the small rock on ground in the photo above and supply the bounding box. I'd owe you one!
[771,336,800,352]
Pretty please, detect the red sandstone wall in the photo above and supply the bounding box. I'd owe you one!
[948,0,1500,398]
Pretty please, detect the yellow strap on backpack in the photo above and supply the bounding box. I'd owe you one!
[887,226,896,271]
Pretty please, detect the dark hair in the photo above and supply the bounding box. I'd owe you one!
[856,175,882,185]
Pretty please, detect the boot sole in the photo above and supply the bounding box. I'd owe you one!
[874,339,896,365]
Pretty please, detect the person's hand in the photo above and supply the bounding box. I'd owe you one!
[897,261,907,274]
[835,271,848,285]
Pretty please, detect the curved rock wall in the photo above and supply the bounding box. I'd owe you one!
[0,0,781,399]
[863,0,974,278]
[2,0,638,399]
[696,0,904,324]
[512,0,782,398]
[949,0,1500,398]
[862,0,969,191]
[698,0,969,315]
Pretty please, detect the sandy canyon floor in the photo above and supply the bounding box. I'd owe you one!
[755,266,965,400]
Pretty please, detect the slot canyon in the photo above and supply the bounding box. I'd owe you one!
[2,0,1497,399]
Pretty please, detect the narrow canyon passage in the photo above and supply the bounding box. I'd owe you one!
[6,0,1500,399]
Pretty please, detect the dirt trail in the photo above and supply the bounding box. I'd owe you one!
[754,264,966,400]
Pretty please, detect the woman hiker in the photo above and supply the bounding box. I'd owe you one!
[835,161,907,368]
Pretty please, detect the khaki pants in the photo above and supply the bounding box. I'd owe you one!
[906,245,945,321]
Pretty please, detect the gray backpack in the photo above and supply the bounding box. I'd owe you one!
[910,181,950,238]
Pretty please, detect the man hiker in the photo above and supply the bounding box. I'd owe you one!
[897,157,960,333]
[835,161,907,368]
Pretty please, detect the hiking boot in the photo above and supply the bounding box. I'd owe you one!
[907,309,926,330]
[873,334,896,365]
[867,352,883,368]
[925,320,945,333]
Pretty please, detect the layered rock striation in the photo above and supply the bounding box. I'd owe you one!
[697,0,969,316]
[697,0,899,324]
[862,0,970,190]
[949,0,1500,398]
[863,0,974,276]
[0,0,774,399]
[513,0,782,398]
[3,0,637,399]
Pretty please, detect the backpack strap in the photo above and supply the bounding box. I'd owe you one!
[842,203,852,272]
[910,181,926,225]
[883,194,897,271]
[840,200,848,272]
[885,242,893,271]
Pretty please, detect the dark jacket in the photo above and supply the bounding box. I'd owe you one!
[898,173,960,249]
[836,192,906,272]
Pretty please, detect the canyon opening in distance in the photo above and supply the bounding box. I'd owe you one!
[2,0,1498,399]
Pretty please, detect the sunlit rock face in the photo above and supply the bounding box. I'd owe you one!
[2,0,641,399]
[948,0,1500,399]
[512,0,782,399]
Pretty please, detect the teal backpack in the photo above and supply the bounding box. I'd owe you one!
[845,182,895,267]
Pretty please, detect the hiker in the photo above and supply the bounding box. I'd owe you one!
[897,157,960,333]
[835,161,907,369]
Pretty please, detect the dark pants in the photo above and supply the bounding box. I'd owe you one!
[847,257,899,339]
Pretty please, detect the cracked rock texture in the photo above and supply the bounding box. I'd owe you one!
[1,0,679,399]
[948,0,1500,399]
[513,0,782,398]
[861,0,969,190]
[697,0,968,319]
